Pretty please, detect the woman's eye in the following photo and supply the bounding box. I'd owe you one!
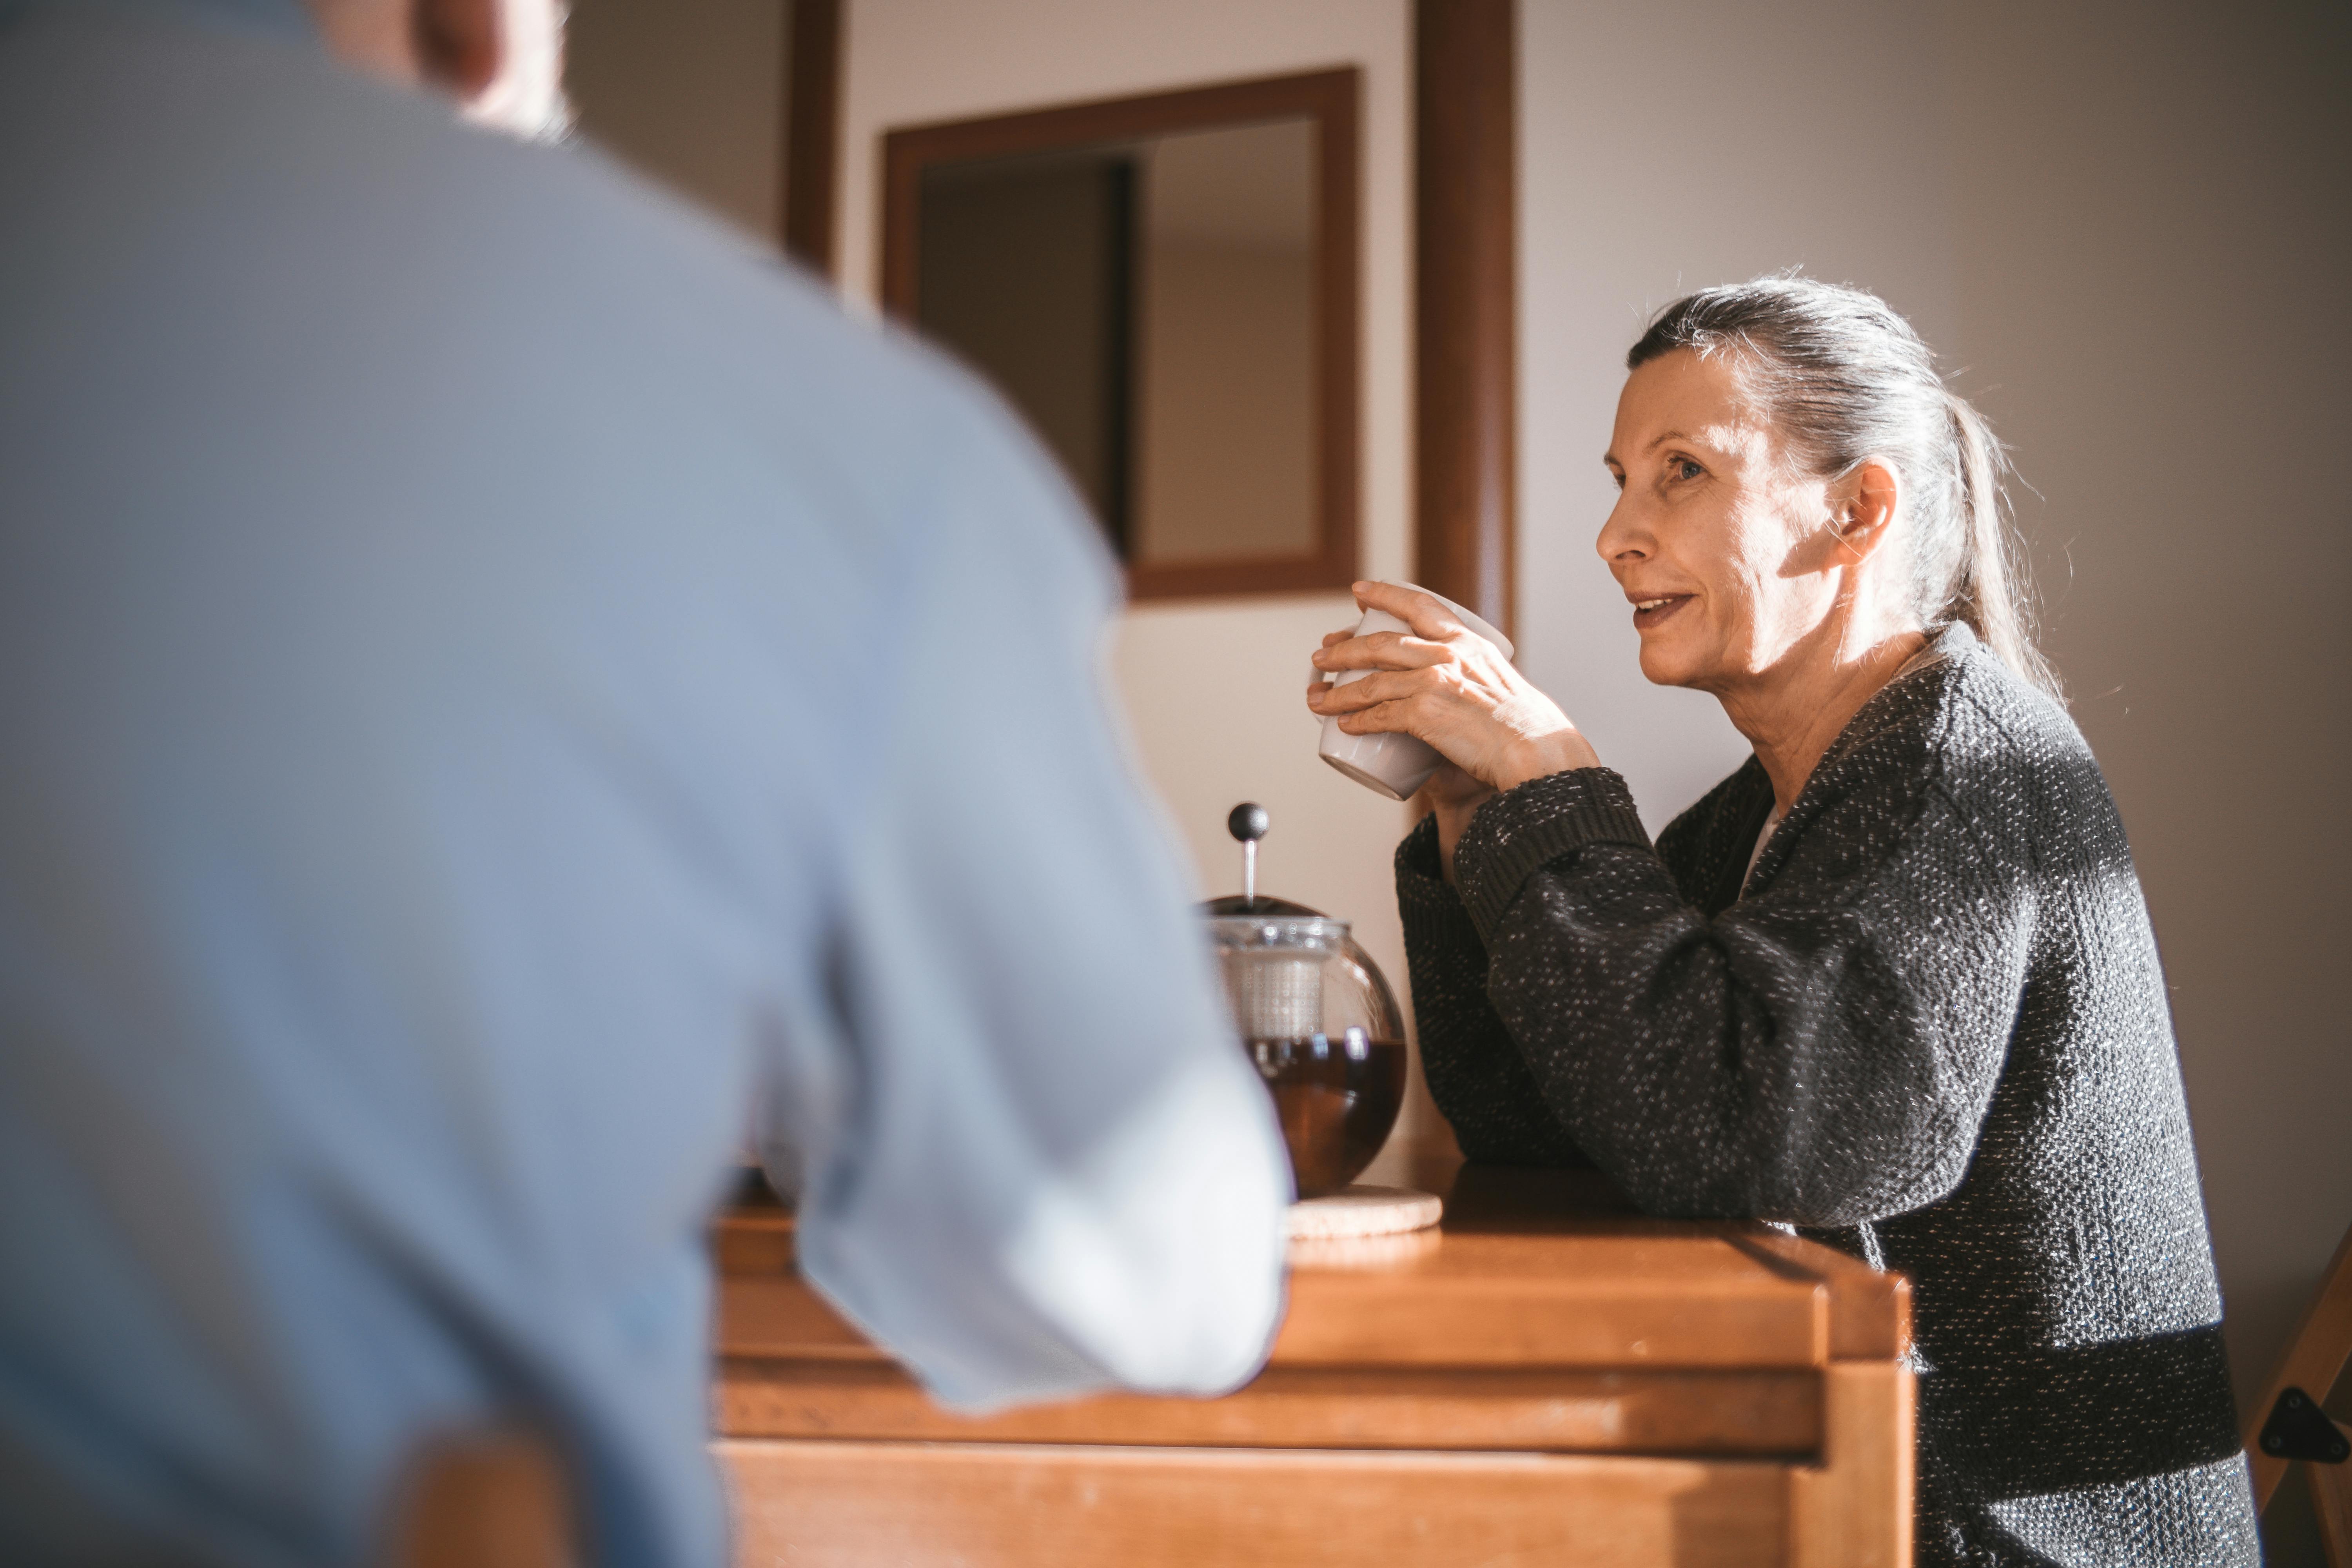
[1671,458,1704,482]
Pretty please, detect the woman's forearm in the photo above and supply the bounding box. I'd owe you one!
[1454,771,2027,1227]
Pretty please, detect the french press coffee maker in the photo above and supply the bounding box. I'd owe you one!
[1202,804,1406,1197]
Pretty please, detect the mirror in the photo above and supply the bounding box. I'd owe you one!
[884,71,1359,600]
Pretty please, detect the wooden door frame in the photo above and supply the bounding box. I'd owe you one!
[1415,0,1516,638]
[782,0,842,275]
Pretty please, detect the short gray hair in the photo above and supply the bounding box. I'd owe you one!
[1628,276,2061,701]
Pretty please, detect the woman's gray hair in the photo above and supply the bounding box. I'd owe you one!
[1628,276,2062,701]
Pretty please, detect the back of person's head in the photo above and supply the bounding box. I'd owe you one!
[303,0,569,139]
[1628,275,2061,701]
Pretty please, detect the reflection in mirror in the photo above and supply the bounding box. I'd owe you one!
[915,120,1314,569]
[918,147,1138,550]
[886,71,1357,601]
[1136,121,1315,566]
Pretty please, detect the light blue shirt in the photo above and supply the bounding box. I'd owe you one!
[0,3,1292,1562]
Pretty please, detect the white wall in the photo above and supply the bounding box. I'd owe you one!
[1520,0,2352,1460]
[1519,0,1959,830]
[839,0,1443,1146]
[1938,0,2352,1436]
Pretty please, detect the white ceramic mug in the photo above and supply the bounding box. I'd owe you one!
[1316,584,1515,800]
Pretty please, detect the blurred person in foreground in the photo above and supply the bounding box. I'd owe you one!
[0,0,1292,1562]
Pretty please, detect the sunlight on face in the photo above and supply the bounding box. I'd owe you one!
[1596,351,1844,695]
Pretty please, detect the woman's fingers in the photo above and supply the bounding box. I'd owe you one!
[1313,667,1434,713]
[1307,587,1585,791]
[1311,630,1449,673]
[1352,580,1467,644]
[1328,691,1430,735]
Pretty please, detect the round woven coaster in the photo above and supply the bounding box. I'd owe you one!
[1285,1185,1443,1240]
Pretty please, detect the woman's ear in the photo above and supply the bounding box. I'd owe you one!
[1831,460,1901,561]
[411,0,502,101]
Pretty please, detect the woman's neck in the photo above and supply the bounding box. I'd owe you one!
[1716,623,1929,815]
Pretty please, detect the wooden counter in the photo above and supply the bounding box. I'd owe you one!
[712,1157,1912,1567]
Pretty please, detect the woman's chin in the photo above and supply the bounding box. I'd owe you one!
[1636,641,1707,690]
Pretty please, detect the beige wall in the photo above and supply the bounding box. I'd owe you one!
[1518,0,1959,827]
[839,0,1439,1147]
[1941,0,2351,1432]
[1520,0,2352,1455]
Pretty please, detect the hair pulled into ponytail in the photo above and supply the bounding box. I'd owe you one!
[1940,390,2061,698]
[1628,275,2062,701]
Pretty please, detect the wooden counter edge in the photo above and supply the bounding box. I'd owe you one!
[714,1358,1825,1455]
[1789,1360,1915,1568]
[1722,1227,1912,1361]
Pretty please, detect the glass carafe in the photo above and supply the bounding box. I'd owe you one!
[1208,914,1406,1197]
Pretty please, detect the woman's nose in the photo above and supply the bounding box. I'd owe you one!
[1596,497,1650,564]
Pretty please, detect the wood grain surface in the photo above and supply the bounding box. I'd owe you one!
[721,1439,1789,1568]
[717,1359,1819,1455]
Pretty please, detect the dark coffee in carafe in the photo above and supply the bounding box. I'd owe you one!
[1249,1031,1406,1197]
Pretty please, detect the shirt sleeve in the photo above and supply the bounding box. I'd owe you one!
[755,393,1291,1413]
[1448,762,2032,1229]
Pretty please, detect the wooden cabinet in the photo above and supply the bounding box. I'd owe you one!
[712,1161,1911,1566]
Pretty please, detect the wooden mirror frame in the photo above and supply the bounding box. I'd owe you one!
[879,69,1361,602]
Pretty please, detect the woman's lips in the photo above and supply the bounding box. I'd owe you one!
[1631,594,1693,631]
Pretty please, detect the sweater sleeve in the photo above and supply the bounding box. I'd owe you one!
[1394,815,1592,1167]
[1454,759,2033,1229]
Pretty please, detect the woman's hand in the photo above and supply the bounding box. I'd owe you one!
[1305,583,1602,878]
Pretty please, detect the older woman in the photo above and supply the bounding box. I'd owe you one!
[1309,279,2257,1566]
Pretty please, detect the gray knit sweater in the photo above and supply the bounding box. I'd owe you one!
[1397,624,2258,1566]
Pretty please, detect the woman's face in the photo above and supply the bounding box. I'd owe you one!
[1597,350,1848,694]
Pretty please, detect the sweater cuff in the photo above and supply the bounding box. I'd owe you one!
[1394,813,1484,958]
[1455,769,1652,941]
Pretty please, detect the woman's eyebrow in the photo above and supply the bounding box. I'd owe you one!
[1604,429,1699,468]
